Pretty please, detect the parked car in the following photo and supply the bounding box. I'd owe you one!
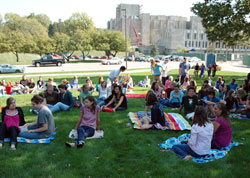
[93,56,100,59]
[32,55,66,67]
[189,57,202,63]
[124,57,133,61]
[135,56,145,62]
[78,55,91,60]
[100,56,108,59]
[102,57,123,65]
[145,56,153,62]
[0,64,25,73]
[72,55,79,59]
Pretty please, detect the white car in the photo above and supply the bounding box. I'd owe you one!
[101,57,123,65]
[189,57,202,63]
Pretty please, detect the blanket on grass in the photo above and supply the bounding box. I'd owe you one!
[229,114,249,120]
[159,133,243,163]
[4,132,56,144]
[128,111,191,130]
[126,94,147,98]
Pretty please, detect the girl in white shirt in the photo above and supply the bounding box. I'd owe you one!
[172,106,213,160]
[98,81,108,101]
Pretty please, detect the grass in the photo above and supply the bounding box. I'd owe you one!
[0,71,249,178]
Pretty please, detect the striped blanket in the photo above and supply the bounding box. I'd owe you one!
[4,132,56,144]
[128,111,191,130]
[159,133,243,163]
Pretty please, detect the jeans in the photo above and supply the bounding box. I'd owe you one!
[162,76,168,86]
[0,122,19,145]
[48,102,70,113]
[167,102,180,108]
[115,107,127,111]
[180,75,186,85]
[77,126,95,144]
[172,144,204,159]
[19,125,44,139]
[98,101,107,107]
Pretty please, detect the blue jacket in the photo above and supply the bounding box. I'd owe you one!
[58,90,75,109]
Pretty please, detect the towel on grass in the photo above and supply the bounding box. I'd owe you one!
[4,132,56,144]
[159,133,243,163]
[128,111,191,130]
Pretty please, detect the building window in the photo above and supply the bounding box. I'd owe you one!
[205,42,208,48]
[199,41,201,47]
[185,41,187,47]
[187,33,190,39]
[189,41,191,47]
[202,42,204,48]
[192,41,194,47]
[200,34,204,40]
[196,41,198,47]
[194,33,197,40]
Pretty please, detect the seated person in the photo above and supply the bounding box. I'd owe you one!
[188,79,197,93]
[62,79,71,90]
[179,87,199,120]
[19,95,55,139]
[0,82,5,95]
[71,75,79,89]
[246,96,250,118]
[5,81,15,95]
[0,97,26,150]
[46,78,58,92]
[104,85,127,112]
[207,76,213,86]
[98,81,108,101]
[165,76,173,89]
[225,90,239,113]
[237,89,248,108]
[48,84,74,113]
[241,79,249,94]
[98,83,117,107]
[20,74,29,87]
[198,84,211,104]
[172,106,213,160]
[65,96,100,148]
[39,84,59,106]
[165,81,175,100]
[95,76,104,92]
[141,93,165,129]
[202,90,225,119]
[215,76,223,91]
[212,103,232,149]
[222,85,231,100]
[180,76,190,92]
[86,79,95,92]
[37,76,45,90]
[27,78,36,93]
[79,84,92,106]
[127,74,134,88]
[167,84,184,108]
[137,75,151,87]
[218,84,224,99]
[229,79,239,92]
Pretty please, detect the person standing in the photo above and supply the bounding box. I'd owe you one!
[200,63,205,78]
[212,63,217,77]
[161,58,169,86]
[194,63,199,78]
[207,64,212,77]
[179,57,191,85]
[108,66,126,84]
[150,59,162,82]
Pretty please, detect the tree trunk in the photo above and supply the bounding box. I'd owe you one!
[81,51,85,61]
[105,50,110,58]
[15,51,19,62]
[114,51,118,57]
[86,51,90,56]
[67,51,74,62]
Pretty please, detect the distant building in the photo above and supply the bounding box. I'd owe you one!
[107,3,250,54]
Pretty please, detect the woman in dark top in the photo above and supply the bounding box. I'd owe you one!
[37,76,45,89]
[0,97,26,150]
[142,92,165,129]
[104,85,127,112]
[226,90,239,113]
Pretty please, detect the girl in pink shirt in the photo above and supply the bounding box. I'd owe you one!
[65,96,100,148]
[0,97,26,150]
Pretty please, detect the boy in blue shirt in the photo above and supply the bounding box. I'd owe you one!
[229,79,239,92]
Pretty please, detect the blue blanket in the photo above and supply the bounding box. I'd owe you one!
[4,132,56,144]
[159,133,243,163]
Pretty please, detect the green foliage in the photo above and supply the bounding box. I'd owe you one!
[177,45,187,53]
[191,0,250,48]
[150,45,159,57]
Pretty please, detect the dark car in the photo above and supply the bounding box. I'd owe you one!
[124,57,133,61]
[32,55,66,67]
[135,56,145,62]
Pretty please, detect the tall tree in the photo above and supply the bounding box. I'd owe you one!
[150,45,159,57]
[27,13,51,28]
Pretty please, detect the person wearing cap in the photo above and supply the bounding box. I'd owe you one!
[161,58,169,86]
[179,57,191,85]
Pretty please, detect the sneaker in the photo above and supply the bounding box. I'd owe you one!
[65,142,76,148]
[10,144,16,150]
[77,141,85,148]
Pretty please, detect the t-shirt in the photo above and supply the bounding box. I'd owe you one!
[37,80,44,88]
[169,90,184,104]
[80,105,100,129]
[151,64,162,76]
[188,122,213,155]
[229,83,238,91]
[39,91,58,105]
[115,93,127,109]
[37,106,55,138]
[109,69,120,80]
[5,85,13,94]
[27,82,35,89]
[20,79,29,87]
[179,62,191,76]
[150,103,165,126]
[99,87,108,99]
[181,95,199,115]
[161,62,168,77]
[79,91,92,104]
[213,118,232,149]
[202,96,220,107]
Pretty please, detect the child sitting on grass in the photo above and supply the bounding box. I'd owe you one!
[172,106,213,160]
[79,84,92,106]
[65,96,100,148]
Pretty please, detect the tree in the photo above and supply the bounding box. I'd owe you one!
[27,13,51,28]
[151,45,159,57]
[52,32,70,54]
[177,45,186,53]
[191,0,250,49]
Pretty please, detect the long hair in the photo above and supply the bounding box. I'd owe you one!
[192,106,209,127]
[216,102,232,127]
[6,97,16,109]
[226,90,235,102]
[85,96,97,114]
[150,59,156,68]
[146,92,158,106]
[151,81,158,91]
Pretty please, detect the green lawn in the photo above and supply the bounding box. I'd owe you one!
[0,71,249,178]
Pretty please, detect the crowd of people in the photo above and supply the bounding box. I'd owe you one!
[0,59,249,159]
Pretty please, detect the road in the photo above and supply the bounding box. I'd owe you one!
[0,61,249,79]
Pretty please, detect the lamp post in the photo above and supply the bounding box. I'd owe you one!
[122,9,128,69]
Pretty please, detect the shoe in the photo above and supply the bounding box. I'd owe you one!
[77,142,85,148]
[65,142,76,148]
[10,144,16,150]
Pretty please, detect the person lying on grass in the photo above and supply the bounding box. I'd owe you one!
[172,106,213,160]
[65,96,100,148]
[0,97,26,150]
[141,93,165,129]
[104,85,127,112]
[211,103,232,149]
[19,95,55,139]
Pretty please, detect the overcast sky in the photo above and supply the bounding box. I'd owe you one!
[0,0,202,28]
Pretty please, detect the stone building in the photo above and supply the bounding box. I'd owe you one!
[107,3,250,54]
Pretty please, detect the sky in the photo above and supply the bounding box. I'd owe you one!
[0,0,201,28]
